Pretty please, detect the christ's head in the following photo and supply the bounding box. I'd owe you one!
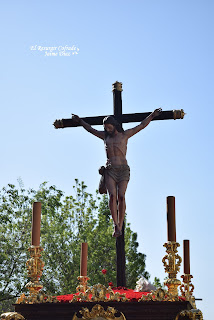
[103,116,123,137]
[104,123,116,136]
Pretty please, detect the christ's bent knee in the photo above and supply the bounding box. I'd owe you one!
[109,193,117,202]
[118,194,125,202]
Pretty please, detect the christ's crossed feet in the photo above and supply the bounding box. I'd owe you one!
[112,224,122,238]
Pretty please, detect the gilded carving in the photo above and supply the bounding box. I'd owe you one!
[162,241,182,296]
[180,274,194,299]
[70,284,127,303]
[175,309,203,320]
[1,312,25,320]
[139,287,180,302]
[72,304,126,320]
[25,246,44,295]
[76,276,90,293]
[112,81,123,92]
[15,292,59,304]
[173,109,185,120]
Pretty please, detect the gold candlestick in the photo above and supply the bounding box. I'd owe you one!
[16,245,59,304]
[25,245,44,296]
[180,274,194,300]
[76,275,90,293]
[162,241,182,296]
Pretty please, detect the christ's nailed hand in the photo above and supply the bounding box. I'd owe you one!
[153,108,162,117]
[72,114,80,123]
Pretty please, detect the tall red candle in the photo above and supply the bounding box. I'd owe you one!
[167,196,176,242]
[31,202,42,246]
[184,240,190,274]
[80,243,88,276]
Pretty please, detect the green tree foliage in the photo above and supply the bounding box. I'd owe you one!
[152,277,163,288]
[0,180,149,313]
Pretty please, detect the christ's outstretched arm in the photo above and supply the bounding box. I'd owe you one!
[72,114,105,140]
[124,108,162,139]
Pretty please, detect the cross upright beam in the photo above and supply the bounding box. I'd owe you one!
[112,82,126,287]
[113,81,123,122]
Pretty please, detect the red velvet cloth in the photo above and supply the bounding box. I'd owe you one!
[56,288,186,303]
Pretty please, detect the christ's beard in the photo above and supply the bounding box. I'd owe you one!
[107,129,116,137]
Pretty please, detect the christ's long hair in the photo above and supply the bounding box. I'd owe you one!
[103,116,124,138]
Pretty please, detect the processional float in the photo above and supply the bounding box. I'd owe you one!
[1,82,203,320]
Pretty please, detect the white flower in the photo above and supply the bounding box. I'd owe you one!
[135,276,156,292]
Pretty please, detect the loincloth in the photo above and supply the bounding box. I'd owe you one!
[105,164,130,183]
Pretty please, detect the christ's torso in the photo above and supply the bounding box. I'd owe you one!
[104,132,128,166]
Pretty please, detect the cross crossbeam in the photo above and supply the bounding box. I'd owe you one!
[54,110,184,129]
[54,81,184,129]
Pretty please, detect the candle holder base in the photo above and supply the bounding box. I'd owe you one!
[76,276,90,293]
[164,278,181,296]
[180,273,194,300]
[15,246,45,304]
[162,241,182,297]
[25,246,44,295]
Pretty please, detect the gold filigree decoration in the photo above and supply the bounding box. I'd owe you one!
[139,287,180,302]
[162,241,182,296]
[72,304,126,320]
[1,312,25,320]
[173,109,185,120]
[76,276,90,293]
[112,81,123,92]
[70,284,127,303]
[15,292,59,304]
[180,274,194,299]
[180,274,197,309]
[53,119,64,128]
[15,294,26,304]
[25,246,44,295]
[175,309,203,320]
[16,246,48,304]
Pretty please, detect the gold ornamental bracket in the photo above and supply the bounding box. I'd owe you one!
[1,312,25,320]
[173,109,185,120]
[71,284,127,303]
[139,287,180,302]
[72,304,126,320]
[175,308,203,320]
[112,81,123,92]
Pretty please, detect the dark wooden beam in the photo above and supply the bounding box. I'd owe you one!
[116,223,126,287]
[53,110,185,129]
[113,82,123,121]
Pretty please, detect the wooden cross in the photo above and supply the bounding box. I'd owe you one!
[53,81,185,287]
[54,82,184,130]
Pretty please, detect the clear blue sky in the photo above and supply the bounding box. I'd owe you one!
[1,1,213,318]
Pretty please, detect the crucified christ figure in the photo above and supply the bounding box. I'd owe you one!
[72,108,162,237]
